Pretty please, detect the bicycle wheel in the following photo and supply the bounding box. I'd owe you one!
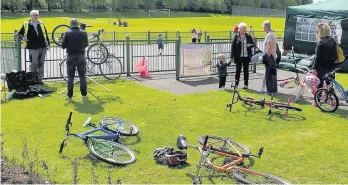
[294,85,304,102]
[314,88,339,113]
[273,104,302,112]
[99,117,139,136]
[87,43,109,65]
[88,139,136,166]
[231,168,291,184]
[52,24,70,46]
[198,135,250,156]
[59,58,80,82]
[99,55,123,80]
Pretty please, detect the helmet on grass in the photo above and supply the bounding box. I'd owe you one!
[154,147,187,166]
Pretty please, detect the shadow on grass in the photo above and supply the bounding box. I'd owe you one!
[121,135,142,146]
[66,91,122,114]
[185,172,236,184]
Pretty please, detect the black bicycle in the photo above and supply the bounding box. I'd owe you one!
[226,85,302,116]
[52,22,109,65]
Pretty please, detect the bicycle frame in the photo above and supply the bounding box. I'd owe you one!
[59,112,122,153]
[326,76,348,101]
[187,136,264,184]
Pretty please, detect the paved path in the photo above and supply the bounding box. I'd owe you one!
[127,66,348,111]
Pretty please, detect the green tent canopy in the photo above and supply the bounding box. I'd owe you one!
[283,0,348,72]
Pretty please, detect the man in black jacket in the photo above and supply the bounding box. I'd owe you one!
[15,10,50,84]
[61,18,89,101]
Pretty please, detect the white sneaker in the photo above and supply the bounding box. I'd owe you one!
[82,96,88,101]
[259,88,266,93]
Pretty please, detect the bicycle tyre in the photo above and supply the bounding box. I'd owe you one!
[99,117,139,136]
[87,43,109,65]
[59,58,80,82]
[88,139,136,166]
[52,24,70,46]
[99,55,123,80]
[273,104,302,112]
[231,168,291,184]
[197,135,250,155]
[314,88,339,113]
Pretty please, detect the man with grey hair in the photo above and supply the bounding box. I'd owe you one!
[260,20,278,94]
[15,10,50,84]
[61,18,89,101]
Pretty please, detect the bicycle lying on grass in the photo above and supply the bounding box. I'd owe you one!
[226,85,302,116]
[52,22,109,65]
[314,68,348,113]
[59,112,139,166]
[176,135,291,184]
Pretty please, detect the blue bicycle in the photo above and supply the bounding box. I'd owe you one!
[314,68,348,113]
[59,112,139,165]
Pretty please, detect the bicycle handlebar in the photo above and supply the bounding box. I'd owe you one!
[83,117,92,127]
[65,112,73,133]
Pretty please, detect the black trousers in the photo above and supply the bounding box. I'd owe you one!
[192,38,197,43]
[235,57,250,86]
[219,76,226,88]
[67,54,87,98]
[317,67,335,89]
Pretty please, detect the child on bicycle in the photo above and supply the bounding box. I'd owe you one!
[217,53,232,90]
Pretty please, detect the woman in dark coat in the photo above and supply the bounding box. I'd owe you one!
[230,22,255,89]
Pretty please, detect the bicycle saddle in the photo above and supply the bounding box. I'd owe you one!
[258,99,265,107]
[176,135,187,150]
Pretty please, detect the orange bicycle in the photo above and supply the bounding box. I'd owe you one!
[177,135,291,184]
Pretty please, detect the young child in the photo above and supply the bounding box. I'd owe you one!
[217,53,232,90]
[157,34,164,55]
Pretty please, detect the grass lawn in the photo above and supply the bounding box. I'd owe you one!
[1,11,285,41]
[1,74,348,184]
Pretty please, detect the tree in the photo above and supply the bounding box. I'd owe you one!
[253,0,261,8]
[143,0,156,10]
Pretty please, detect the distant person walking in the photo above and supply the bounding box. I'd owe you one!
[15,10,50,84]
[249,26,254,37]
[61,18,89,101]
[231,22,255,89]
[191,29,198,43]
[157,33,164,55]
[198,29,203,43]
[234,24,239,35]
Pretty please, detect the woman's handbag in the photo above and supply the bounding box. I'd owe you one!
[335,39,345,63]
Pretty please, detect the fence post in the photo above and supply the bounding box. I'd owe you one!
[175,36,181,81]
[147,31,151,45]
[176,31,180,39]
[253,37,258,73]
[15,37,22,71]
[126,35,131,76]
[204,31,207,42]
[165,31,168,44]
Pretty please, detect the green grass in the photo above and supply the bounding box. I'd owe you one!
[1,74,348,184]
[1,11,285,40]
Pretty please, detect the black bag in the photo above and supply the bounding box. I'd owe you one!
[6,71,39,91]
[5,71,53,99]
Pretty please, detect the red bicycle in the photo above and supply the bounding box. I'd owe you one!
[226,85,302,116]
